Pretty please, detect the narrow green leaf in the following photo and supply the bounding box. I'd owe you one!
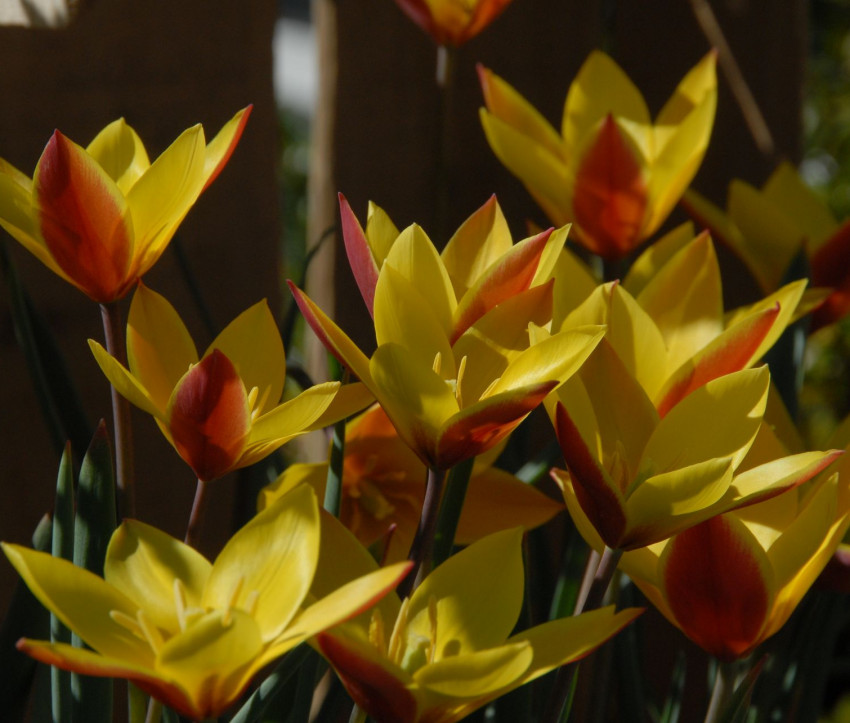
[72,421,117,723]
[659,650,686,723]
[230,644,312,723]
[431,456,475,567]
[51,444,75,723]
[324,415,346,517]
[719,657,766,723]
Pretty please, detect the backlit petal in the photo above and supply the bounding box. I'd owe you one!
[340,193,380,316]
[201,106,252,191]
[86,118,150,193]
[89,339,162,419]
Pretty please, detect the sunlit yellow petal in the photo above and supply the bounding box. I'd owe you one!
[86,118,150,194]
[89,339,163,419]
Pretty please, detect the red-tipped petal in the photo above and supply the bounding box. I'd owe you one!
[340,193,380,317]
[662,516,770,660]
[318,633,418,723]
[451,227,553,344]
[811,219,850,329]
[168,349,251,481]
[572,115,648,259]
[202,105,252,191]
[436,381,556,469]
[34,131,134,302]
[554,403,627,548]
[657,304,780,417]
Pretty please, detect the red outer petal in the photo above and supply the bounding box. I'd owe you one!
[451,227,552,344]
[656,304,779,417]
[35,131,133,302]
[554,403,627,548]
[662,516,769,660]
[436,381,556,469]
[17,639,204,719]
[318,634,418,723]
[811,219,850,329]
[572,115,648,260]
[169,349,250,481]
[340,193,380,318]
[202,104,252,191]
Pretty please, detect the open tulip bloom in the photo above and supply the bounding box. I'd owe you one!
[549,345,842,551]
[619,463,850,661]
[683,162,850,329]
[291,197,605,470]
[553,228,807,417]
[2,485,411,719]
[259,403,564,561]
[479,51,716,259]
[391,0,514,46]
[317,527,642,723]
[90,283,341,482]
[0,108,250,303]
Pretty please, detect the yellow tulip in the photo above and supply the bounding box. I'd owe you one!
[553,228,807,415]
[390,0,514,46]
[619,466,850,660]
[291,202,605,469]
[683,162,850,329]
[479,52,716,259]
[316,527,641,723]
[2,485,411,719]
[259,403,563,561]
[0,108,250,303]
[89,283,343,481]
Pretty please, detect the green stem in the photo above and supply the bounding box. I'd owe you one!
[184,478,208,548]
[324,370,350,517]
[431,457,475,567]
[399,466,447,598]
[543,546,623,723]
[704,659,738,723]
[100,300,135,518]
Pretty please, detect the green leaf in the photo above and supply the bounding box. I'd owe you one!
[52,445,75,723]
[229,644,312,723]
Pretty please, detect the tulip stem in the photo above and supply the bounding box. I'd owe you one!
[431,456,475,567]
[704,659,738,723]
[185,478,208,548]
[543,546,623,723]
[399,466,447,598]
[434,44,457,245]
[100,301,135,518]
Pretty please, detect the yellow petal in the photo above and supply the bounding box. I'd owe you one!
[374,264,456,378]
[85,118,151,194]
[202,485,319,641]
[89,339,163,419]
[562,51,650,152]
[201,106,252,190]
[622,221,696,297]
[383,224,457,340]
[242,382,340,466]
[207,299,284,417]
[127,283,198,411]
[126,124,206,273]
[370,343,460,467]
[656,51,717,125]
[408,528,524,657]
[480,108,572,227]
[762,162,836,250]
[306,381,375,431]
[365,200,400,266]
[442,195,513,297]
[1,543,152,664]
[105,520,212,634]
[415,642,531,699]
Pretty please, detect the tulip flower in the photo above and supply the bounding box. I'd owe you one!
[390,0,514,46]
[316,527,642,723]
[0,108,250,303]
[89,283,342,481]
[479,51,717,259]
[291,206,604,469]
[619,462,850,660]
[553,229,807,415]
[259,403,563,561]
[1,485,411,719]
[683,162,850,328]
[549,336,841,550]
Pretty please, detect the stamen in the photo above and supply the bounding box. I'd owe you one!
[480,376,501,399]
[110,609,145,639]
[368,608,387,654]
[432,352,442,376]
[135,609,164,653]
[388,596,412,664]
[247,386,259,415]
[173,578,188,632]
[455,356,468,407]
[244,589,260,617]
[427,595,439,664]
